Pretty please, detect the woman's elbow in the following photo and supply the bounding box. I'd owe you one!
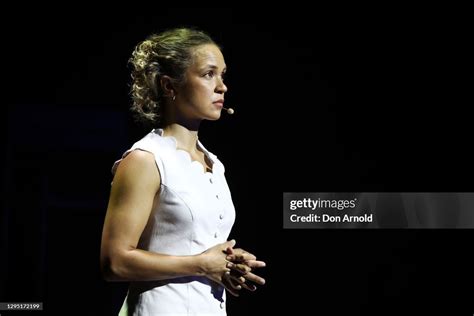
[100,252,127,282]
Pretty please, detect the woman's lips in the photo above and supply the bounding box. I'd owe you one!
[213,101,224,108]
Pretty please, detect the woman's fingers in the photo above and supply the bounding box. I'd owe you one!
[225,248,257,262]
[227,271,258,292]
[246,260,266,269]
[226,262,265,284]
[226,261,251,275]
[222,240,236,251]
[228,273,246,285]
[225,272,242,290]
[222,245,266,291]
[241,283,257,291]
[242,271,266,285]
[222,272,240,296]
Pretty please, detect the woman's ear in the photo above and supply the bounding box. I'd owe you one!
[160,75,175,98]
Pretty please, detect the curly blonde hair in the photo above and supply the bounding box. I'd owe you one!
[128,28,216,127]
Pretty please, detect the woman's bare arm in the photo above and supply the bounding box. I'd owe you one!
[100,150,231,282]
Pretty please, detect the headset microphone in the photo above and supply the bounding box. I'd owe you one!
[223,107,234,115]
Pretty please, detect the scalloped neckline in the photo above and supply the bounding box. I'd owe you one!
[156,129,214,174]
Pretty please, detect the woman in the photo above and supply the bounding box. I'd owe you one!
[100,27,266,315]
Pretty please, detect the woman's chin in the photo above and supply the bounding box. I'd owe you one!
[207,112,222,121]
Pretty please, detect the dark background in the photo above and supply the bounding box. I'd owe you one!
[2,6,473,316]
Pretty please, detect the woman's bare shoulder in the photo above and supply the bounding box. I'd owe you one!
[114,149,160,188]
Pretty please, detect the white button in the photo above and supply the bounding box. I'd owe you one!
[214,232,218,238]
[216,194,219,199]
[209,178,213,184]
[219,214,224,219]
[220,302,225,309]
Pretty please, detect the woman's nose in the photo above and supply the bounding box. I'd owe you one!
[215,78,227,93]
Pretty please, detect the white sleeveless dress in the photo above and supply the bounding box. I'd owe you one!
[112,128,236,315]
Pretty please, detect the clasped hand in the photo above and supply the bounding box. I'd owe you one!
[201,239,266,296]
[221,240,266,297]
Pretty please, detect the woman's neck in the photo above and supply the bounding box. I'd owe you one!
[162,124,200,154]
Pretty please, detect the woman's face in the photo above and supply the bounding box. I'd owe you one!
[176,44,228,121]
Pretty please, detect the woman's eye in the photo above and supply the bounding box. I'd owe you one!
[204,71,225,81]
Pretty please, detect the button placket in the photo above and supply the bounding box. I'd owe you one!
[211,174,224,240]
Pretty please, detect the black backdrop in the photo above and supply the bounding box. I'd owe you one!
[2,6,473,316]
